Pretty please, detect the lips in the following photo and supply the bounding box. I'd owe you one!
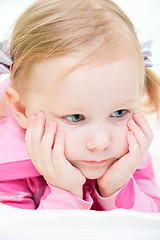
[81,159,109,165]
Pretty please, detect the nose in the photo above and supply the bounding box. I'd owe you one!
[86,126,111,151]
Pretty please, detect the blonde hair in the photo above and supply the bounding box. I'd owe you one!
[2,0,160,115]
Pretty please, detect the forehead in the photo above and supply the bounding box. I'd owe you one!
[27,52,142,113]
[52,57,140,108]
[28,34,143,94]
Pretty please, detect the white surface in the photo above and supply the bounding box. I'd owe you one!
[0,2,160,239]
[0,203,160,240]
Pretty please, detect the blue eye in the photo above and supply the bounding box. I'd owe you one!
[111,109,128,118]
[64,114,85,122]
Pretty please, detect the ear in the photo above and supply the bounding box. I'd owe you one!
[5,86,28,129]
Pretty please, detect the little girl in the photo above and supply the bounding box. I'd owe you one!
[0,0,160,211]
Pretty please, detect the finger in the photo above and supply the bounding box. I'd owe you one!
[127,131,139,156]
[25,113,46,169]
[40,121,57,166]
[126,131,141,171]
[132,112,153,142]
[41,121,57,149]
[52,130,66,166]
[25,115,36,154]
[128,118,147,149]
[30,112,46,145]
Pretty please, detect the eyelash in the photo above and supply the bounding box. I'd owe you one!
[63,110,128,123]
[110,109,128,118]
[63,114,85,122]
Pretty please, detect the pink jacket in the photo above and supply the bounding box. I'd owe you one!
[0,78,160,211]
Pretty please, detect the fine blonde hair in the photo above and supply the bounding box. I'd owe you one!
[2,0,160,116]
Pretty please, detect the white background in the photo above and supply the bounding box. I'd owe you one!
[0,0,160,184]
[0,1,160,238]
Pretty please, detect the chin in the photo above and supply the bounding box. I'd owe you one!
[81,169,106,180]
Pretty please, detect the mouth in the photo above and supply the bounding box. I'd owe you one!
[81,159,109,165]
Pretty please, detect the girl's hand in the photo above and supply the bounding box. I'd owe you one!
[25,112,86,199]
[97,112,153,198]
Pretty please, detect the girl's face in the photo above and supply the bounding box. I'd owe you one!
[23,54,141,179]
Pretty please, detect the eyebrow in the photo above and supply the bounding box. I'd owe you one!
[61,103,86,112]
[117,99,138,106]
[60,99,137,111]
[112,102,138,112]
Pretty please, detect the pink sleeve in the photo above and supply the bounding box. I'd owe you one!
[38,183,93,210]
[0,178,93,210]
[94,153,160,212]
[0,179,36,209]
